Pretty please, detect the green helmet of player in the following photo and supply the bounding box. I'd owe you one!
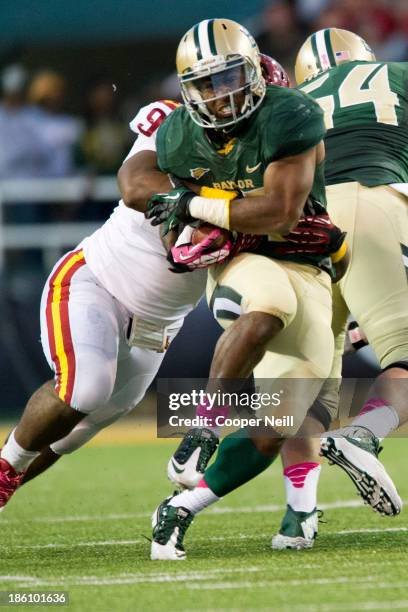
[295,28,376,84]
[176,18,265,130]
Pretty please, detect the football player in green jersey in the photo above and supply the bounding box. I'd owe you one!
[147,18,347,560]
[270,28,407,549]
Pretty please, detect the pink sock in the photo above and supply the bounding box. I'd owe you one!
[358,398,387,416]
[283,462,321,513]
[351,398,399,439]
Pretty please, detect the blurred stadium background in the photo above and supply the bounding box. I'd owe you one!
[0,0,405,417]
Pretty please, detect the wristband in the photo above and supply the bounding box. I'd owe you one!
[199,186,238,201]
[189,196,231,230]
[331,240,348,263]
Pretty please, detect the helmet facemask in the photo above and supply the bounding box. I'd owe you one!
[179,54,265,130]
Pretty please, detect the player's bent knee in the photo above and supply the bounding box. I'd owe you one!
[69,373,115,414]
[51,420,100,454]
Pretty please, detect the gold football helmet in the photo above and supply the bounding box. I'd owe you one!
[295,28,376,84]
[176,18,265,130]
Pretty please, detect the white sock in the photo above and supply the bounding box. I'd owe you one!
[283,462,321,513]
[1,429,40,472]
[169,482,219,514]
[350,400,399,439]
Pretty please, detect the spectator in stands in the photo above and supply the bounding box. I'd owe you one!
[28,70,84,177]
[0,64,52,179]
[391,2,408,60]
[79,77,131,175]
[255,0,305,81]
[295,0,331,25]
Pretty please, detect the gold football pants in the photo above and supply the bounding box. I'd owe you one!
[207,253,334,434]
[315,181,408,422]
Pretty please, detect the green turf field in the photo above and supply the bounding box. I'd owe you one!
[1,437,408,611]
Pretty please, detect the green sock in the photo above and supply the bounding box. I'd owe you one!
[204,430,275,497]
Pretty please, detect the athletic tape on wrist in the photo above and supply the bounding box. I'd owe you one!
[189,196,230,230]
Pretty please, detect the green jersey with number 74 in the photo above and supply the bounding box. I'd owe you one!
[298,60,408,186]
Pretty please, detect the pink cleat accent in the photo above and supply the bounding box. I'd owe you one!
[0,457,24,511]
[197,478,209,488]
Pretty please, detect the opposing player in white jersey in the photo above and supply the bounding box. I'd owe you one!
[0,97,215,507]
[0,55,287,495]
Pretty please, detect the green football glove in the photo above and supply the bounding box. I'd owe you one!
[146,187,196,235]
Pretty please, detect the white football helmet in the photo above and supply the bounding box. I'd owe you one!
[176,18,265,130]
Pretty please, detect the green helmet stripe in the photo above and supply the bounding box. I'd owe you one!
[324,29,336,66]
[207,19,217,55]
[193,24,202,61]
[310,33,322,72]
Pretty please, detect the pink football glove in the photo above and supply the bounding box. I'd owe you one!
[168,225,233,272]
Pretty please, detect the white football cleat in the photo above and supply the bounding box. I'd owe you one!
[320,427,402,516]
[151,495,193,561]
[272,505,318,550]
[167,428,219,489]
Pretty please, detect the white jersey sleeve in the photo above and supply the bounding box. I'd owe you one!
[81,97,206,325]
[124,99,180,162]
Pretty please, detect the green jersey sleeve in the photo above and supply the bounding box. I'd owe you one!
[156,106,191,175]
[268,89,326,160]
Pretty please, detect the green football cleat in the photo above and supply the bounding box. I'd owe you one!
[167,428,219,489]
[151,494,194,560]
[320,427,402,516]
[272,505,318,550]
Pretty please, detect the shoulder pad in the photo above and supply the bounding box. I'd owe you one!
[129,99,181,136]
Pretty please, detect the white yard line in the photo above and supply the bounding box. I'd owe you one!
[187,577,408,591]
[12,539,143,550]
[3,497,401,524]
[350,602,408,611]
[0,567,262,588]
[0,512,145,524]
[336,527,408,535]
[0,576,37,582]
[7,574,408,590]
[4,526,408,551]
[216,601,408,612]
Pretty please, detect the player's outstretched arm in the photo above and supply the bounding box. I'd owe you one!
[147,143,322,236]
[229,145,319,235]
[118,150,173,214]
[118,150,201,215]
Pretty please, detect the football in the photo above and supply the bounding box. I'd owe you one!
[191,223,231,250]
